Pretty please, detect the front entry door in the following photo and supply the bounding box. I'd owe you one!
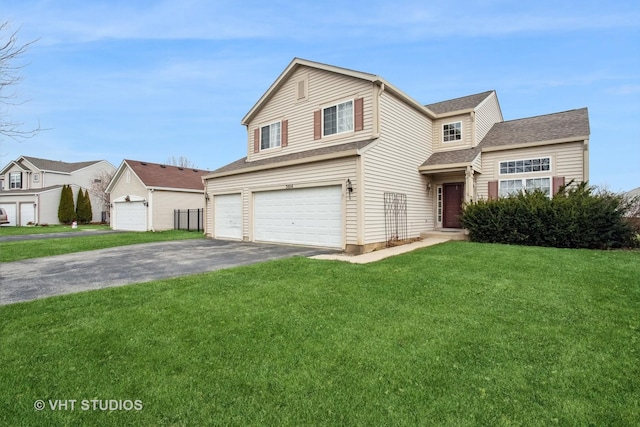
[443,183,464,228]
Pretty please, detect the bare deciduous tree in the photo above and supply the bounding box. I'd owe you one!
[167,155,196,168]
[90,169,115,220]
[1,21,41,142]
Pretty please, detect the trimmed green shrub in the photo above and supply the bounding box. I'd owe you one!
[58,185,76,224]
[75,188,93,223]
[460,182,637,249]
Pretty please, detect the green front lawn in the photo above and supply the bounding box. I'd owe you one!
[0,230,204,262]
[1,242,639,426]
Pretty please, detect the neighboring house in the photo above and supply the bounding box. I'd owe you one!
[106,160,209,231]
[0,156,116,226]
[202,58,590,253]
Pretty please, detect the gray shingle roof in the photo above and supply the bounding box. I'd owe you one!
[21,156,102,173]
[210,140,374,175]
[421,148,480,168]
[425,91,494,114]
[479,108,589,148]
[124,160,209,190]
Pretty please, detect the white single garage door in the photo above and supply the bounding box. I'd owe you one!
[0,203,17,226]
[114,201,147,231]
[254,186,342,248]
[215,194,242,239]
[20,203,35,225]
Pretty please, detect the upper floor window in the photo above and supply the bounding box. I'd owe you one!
[500,157,550,174]
[9,172,22,189]
[261,121,281,150]
[323,100,353,137]
[443,122,462,142]
[33,173,40,183]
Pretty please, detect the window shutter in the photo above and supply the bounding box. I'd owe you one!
[313,110,321,140]
[354,97,364,131]
[282,120,288,147]
[253,128,260,153]
[488,181,498,200]
[552,176,565,196]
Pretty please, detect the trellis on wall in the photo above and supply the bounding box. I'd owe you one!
[384,192,407,246]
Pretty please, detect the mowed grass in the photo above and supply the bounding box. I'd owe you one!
[0,230,204,262]
[1,242,639,426]
[0,224,111,236]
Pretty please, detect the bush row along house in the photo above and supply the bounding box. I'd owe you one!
[202,58,590,254]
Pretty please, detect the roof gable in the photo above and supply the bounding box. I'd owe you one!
[425,91,495,114]
[479,108,590,149]
[122,160,209,191]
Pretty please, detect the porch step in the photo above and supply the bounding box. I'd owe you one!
[421,230,469,241]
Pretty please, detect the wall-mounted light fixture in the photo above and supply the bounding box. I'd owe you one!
[426,182,432,193]
[143,201,148,207]
[346,178,353,200]
[125,195,130,202]
[205,193,210,201]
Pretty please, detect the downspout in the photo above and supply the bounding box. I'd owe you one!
[148,189,154,231]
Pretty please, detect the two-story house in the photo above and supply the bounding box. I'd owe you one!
[202,58,590,253]
[0,156,116,225]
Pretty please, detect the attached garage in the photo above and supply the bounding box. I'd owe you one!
[253,186,343,248]
[214,194,242,239]
[0,203,17,226]
[113,196,147,231]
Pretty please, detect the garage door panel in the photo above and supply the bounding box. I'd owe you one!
[114,202,146,231]
[0,203,17,226]
[20,203,35,225]
[215,194,242,239]
[254,186,342,248]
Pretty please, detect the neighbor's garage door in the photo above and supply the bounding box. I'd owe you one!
[20,203,35,225]
[214,194,242,239]
[114,201,147,231]
[0,203,17,226]
[254,186,342,248]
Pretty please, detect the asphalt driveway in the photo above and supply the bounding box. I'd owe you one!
[0,239,333,305]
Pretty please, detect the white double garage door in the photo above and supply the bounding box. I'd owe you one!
[0,203,35,226]
[215,186,343,249]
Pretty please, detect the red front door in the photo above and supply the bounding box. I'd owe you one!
[443,183,464,228]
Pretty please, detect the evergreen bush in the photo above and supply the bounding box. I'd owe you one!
[460,182,637,249]
[57,185,75,224]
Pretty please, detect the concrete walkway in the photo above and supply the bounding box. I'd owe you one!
[310,237,451,264]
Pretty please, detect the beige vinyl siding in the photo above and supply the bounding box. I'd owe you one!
[151,190,204,231]
[205,157,358,245]
[476,142,585,200]
[432,114,473,151]
[38,188,64,224]
[362,91,433,244]
[109,167,148,202]
[474,93,503,145]
[246,66,374,162]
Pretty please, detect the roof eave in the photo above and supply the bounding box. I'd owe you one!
[481,135,589,152]
[204,148,362,180]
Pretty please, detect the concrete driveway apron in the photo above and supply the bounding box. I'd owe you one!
[0,239,332,305]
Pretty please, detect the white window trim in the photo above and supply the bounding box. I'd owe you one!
[260,120,282,151]
[322,99,354,138]
[9,172,21,189]
[442,121,462,143]
[499,176,552,198]
[499,157,551,175]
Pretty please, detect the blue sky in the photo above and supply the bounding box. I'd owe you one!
[2,0,639,191]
